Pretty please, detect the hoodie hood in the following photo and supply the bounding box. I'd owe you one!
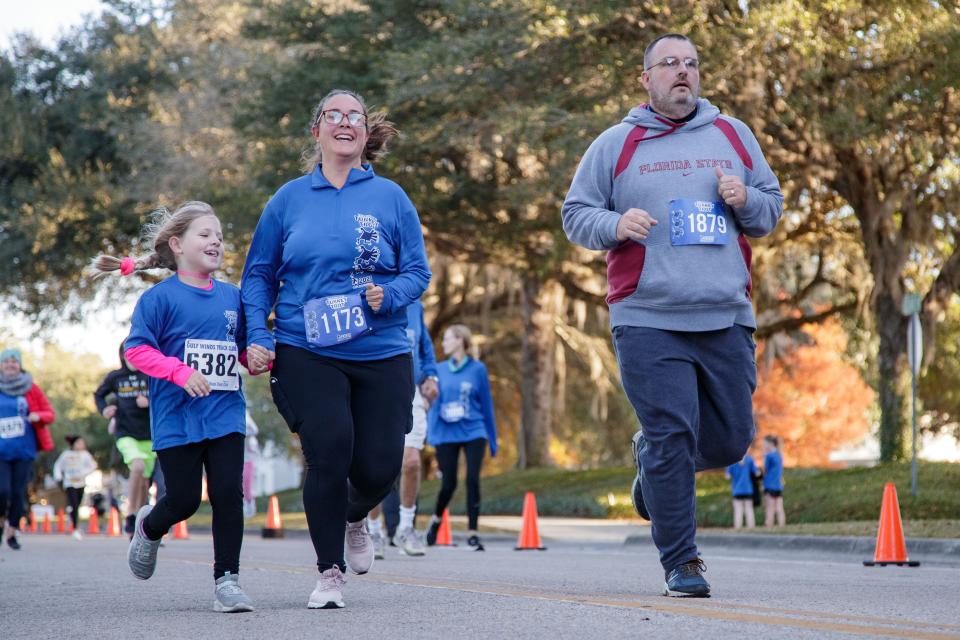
[622,98,721,133]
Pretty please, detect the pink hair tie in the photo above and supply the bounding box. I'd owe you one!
[119,257,136,276]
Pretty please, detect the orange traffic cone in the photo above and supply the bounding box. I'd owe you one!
[107,508,122,537]
[28,514,37,533]
[87,510,100,535]
[863,483,920,567]
[262,495,284,539]
[435,509,454,546]
[173,520,189,540]
[57,508,66,534]
[515,492,547,550]
[42,513,52,534]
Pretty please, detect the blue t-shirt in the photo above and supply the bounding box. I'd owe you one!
[241,164,431,361]
[763,450,783,491]
[726,457,758,496]
[0,391,35,461]
[427,357,498,455]
[405,301,437,383]
[125,276,247,451]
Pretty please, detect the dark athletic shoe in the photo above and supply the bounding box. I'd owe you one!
[425,516,442,546]
[631,431,650,521]
[664,558,710,597]
[466,534,485,551]
[7,534,21,550]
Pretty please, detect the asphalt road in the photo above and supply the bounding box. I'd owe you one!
[2,530,957,639]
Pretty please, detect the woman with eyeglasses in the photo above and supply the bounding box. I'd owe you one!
[241,89,431,610]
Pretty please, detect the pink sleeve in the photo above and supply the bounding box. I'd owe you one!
[124,346,195,388]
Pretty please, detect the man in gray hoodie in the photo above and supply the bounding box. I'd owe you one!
[562,33,783,596]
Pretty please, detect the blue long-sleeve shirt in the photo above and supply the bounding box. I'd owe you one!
[124,277,247,450]
[726,456,758,497]
[427,357,498,456]
[241,164,431,361]
[406,301,437,383]
[763,450,783,491]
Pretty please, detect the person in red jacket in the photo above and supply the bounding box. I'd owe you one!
[0,348,55,549]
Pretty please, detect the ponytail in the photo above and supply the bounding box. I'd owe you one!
[89,201,217,278]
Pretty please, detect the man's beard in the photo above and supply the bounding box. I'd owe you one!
[650,86,698,116]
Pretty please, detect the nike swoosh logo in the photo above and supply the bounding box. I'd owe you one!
[682,171,694,176]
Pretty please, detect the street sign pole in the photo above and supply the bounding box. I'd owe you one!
[906,312,922,498]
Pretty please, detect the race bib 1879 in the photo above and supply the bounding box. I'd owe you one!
[304,293,371,348]
[0,415,26,439]
[670,199,731,246]
[184,339,239,391]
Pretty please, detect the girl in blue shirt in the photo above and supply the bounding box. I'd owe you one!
[762,434,786,527]
[425,324,498,551]
[93,201,269,613]
[724,455,759,529]
[241,89,430,610]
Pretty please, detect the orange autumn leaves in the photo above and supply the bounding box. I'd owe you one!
[753,320,875,467]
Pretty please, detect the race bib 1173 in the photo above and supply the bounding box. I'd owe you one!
[304,293,371,348]
[670,199,731,246]
[184,339,239,391]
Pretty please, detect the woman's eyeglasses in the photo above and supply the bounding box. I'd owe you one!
[317,110,367,127]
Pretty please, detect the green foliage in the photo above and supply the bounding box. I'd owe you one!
[415,462,960,526]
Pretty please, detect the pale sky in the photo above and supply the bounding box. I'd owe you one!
[0,0,105,48]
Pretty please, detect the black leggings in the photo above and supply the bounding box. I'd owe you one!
[65,487,84,528]
[433,438,487,530]
[270,344,413,573]
[142,433,244,580]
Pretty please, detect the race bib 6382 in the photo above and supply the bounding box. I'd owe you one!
[184,339,239,391]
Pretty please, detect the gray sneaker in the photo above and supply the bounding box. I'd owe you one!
[214,572,254,612]
[395,526,426,556]
[372,530,386,560]
[344,520,374,575]
[127,505,161,580]
[308,565,346,609]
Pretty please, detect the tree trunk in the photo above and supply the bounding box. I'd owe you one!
[518,275,563,468]
[874,291,908,462]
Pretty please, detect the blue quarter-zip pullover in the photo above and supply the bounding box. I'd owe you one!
[427,357,498,456]
[406,300,437,383]
[241,164,431,361]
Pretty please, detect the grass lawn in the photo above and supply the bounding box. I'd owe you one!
[189,461,960,538]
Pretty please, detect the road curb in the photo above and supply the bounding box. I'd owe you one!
[624,531,960,563]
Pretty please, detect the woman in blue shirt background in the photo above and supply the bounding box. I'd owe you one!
[725,454,759,529]
[762,434,785,527]
[425,325,498,551]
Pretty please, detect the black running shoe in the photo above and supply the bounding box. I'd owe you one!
[467,535,485,551]
[7,535,21,550]
[425,516,441,546]
[631,431,650,521]
[664,558,710,596]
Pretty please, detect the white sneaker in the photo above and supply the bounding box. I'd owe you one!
[372,530,386,560]
[308,566,346,609]
[395,526,426,556]
[72,530,83,541]
[344,520,374,575]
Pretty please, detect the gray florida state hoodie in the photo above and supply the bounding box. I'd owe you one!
[562,98,783,331]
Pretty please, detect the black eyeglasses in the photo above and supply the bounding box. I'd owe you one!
[316,110,367,127]
[645,56,700,72]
